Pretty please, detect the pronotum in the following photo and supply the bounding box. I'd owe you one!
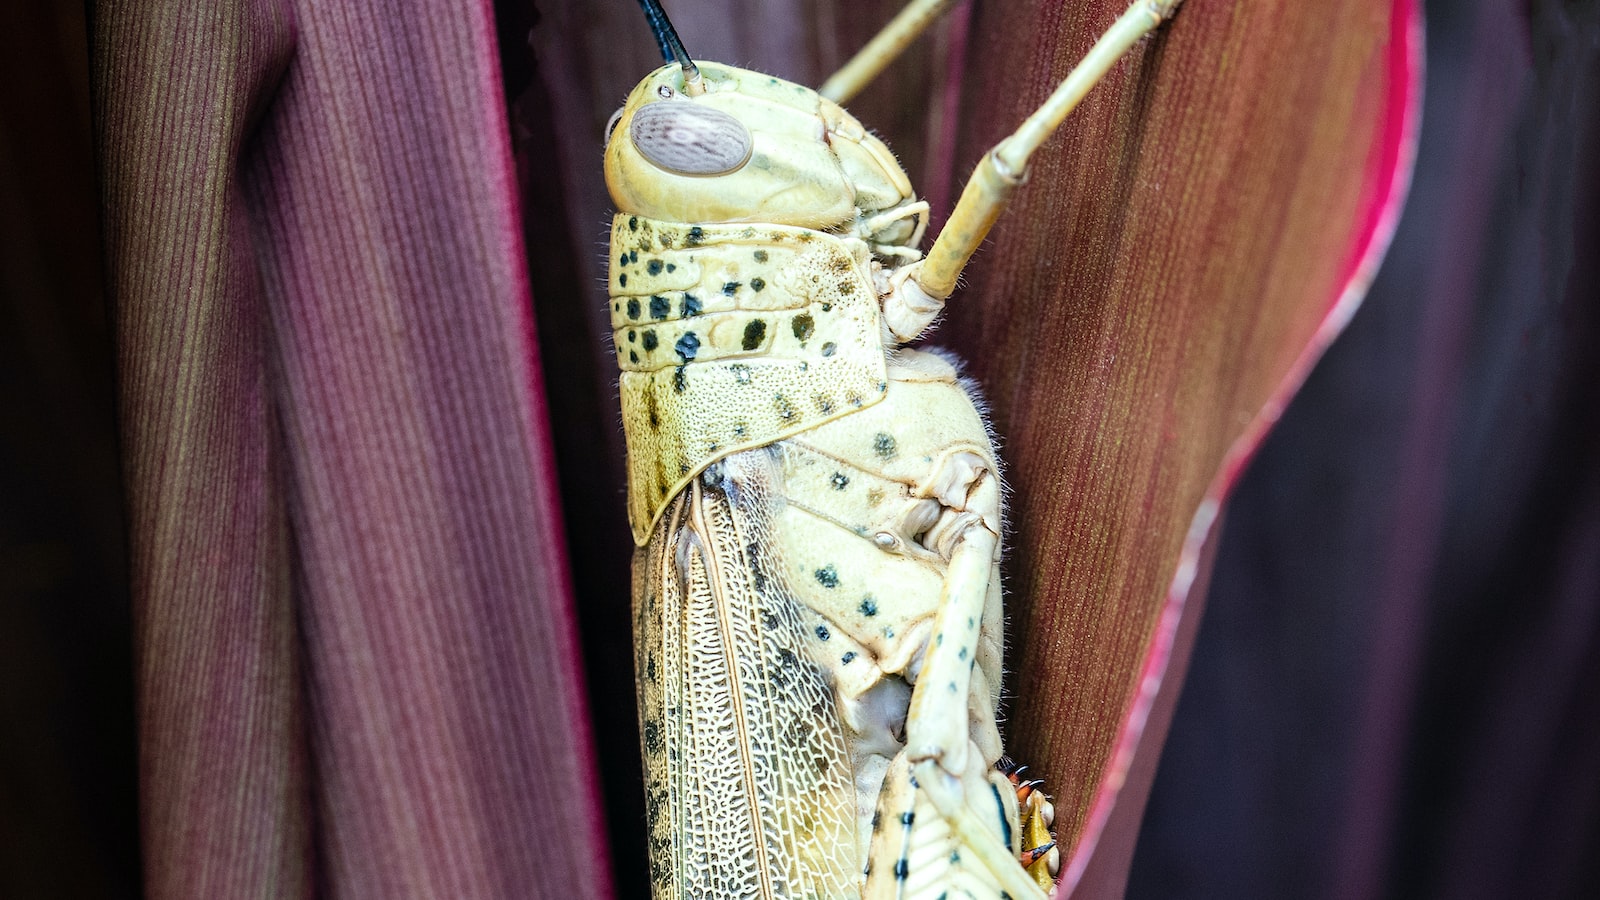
[604,2,1185,897]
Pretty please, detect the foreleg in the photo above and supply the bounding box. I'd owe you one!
[881,1,1186,343]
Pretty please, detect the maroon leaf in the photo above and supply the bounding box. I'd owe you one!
[91,0,607,895]
[933,2,1418,891]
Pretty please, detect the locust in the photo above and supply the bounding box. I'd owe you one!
[604,2,1185,896]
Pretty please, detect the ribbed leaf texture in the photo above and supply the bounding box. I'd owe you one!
[89,0,608,895]
[941,3,1416,893]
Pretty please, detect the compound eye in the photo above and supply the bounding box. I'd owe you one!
[630,102,752,176]
[604,108,624,145]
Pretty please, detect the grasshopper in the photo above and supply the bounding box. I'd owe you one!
[605,2,1184,896]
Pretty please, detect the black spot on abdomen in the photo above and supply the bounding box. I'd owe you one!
[814,565,838,588]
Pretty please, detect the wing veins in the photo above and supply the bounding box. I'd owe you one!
[686,485,779,900]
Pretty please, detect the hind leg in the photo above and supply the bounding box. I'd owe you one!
[864,753,1025,899]
[863,504,1046,899]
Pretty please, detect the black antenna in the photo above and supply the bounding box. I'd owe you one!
[635,0,703,92]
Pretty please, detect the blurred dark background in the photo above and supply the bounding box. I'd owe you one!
[1,2,139,896]
[2,0,1595,897]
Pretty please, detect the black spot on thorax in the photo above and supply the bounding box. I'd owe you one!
[741,319,767,351]
[674,332,699,362]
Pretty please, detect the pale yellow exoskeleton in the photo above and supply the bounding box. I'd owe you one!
[607,2,1185,897]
